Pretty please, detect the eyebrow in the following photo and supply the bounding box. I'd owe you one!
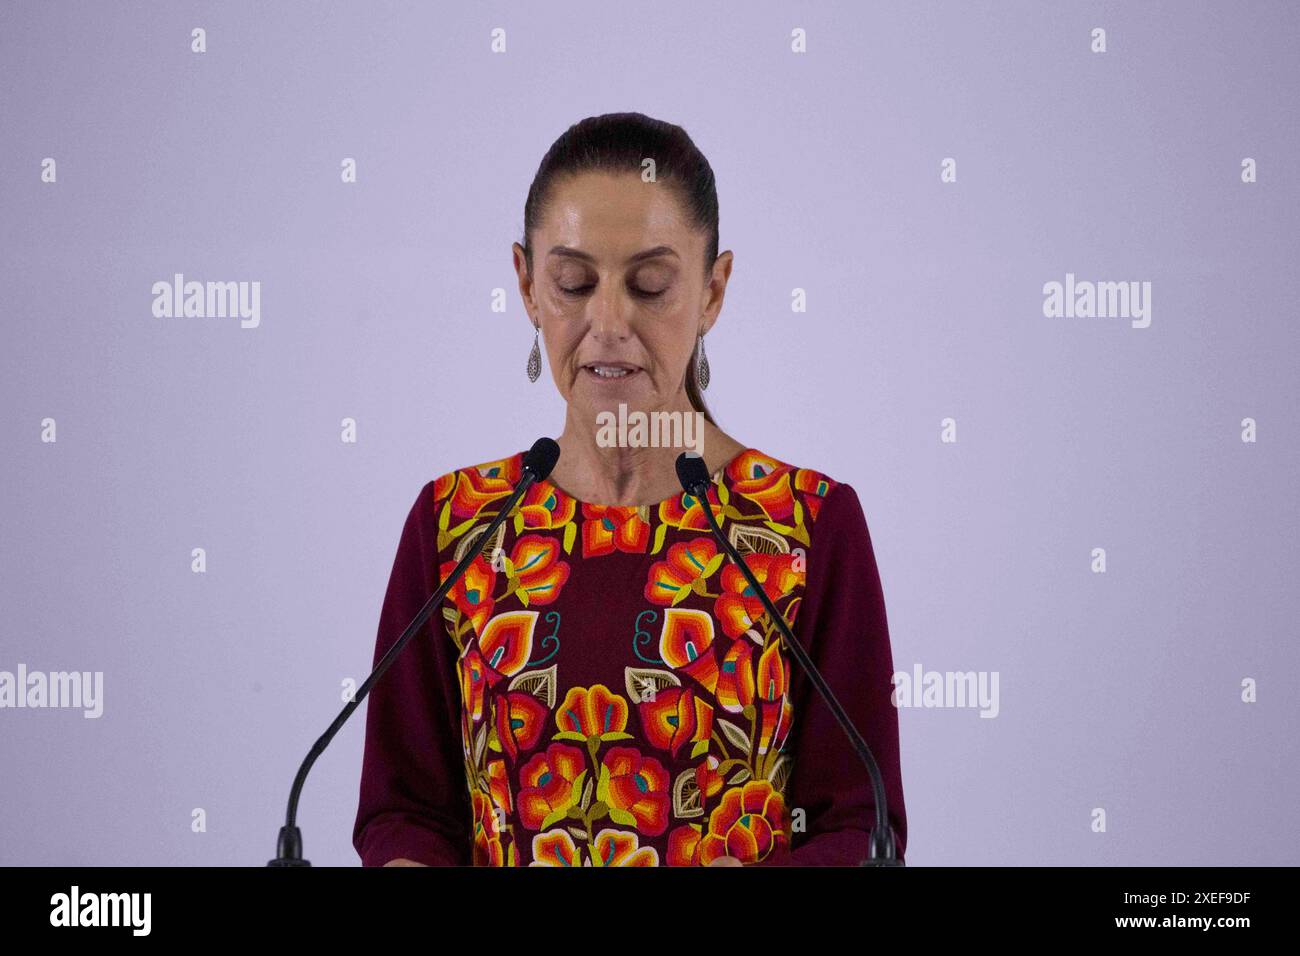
[547,244,679,265]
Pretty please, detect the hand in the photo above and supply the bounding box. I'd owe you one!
[707,855,744,866]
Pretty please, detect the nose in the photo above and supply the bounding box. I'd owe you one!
[588,281,632,342]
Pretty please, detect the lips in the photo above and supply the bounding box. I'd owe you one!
[582,363,640,380]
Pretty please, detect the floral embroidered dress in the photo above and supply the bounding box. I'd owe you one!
[353,447,907,867]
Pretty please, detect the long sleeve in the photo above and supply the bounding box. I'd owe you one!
[352,480,473,866]
[752,481,908,865]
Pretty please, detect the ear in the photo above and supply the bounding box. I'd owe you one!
[512,242,538,324]
[699,250,733,336]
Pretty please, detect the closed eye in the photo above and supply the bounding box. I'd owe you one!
[559,284,665,299]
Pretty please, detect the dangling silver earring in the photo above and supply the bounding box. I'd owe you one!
[695,334,710,391]
[526,324,541,383]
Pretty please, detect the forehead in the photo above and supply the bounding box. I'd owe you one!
[539,171,695,255]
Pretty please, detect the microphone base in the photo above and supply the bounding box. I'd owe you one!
[861,829,904,866]
[267,825,312,866]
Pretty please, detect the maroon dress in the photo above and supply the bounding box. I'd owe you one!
[352,447,907,866]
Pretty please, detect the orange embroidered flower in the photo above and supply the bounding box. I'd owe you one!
[460,610,540,723]
[507,535,570,606]
[599,746,670,836]
[530,828,582,866]
[589,828,659,866]
[794,467,834,496]
[449,457,521,521]
[554,684,632,743]
[727,450,796,522]
[644,536,722,606]
[518,481,578,531]
[471,789,508,866]
[432,470,456,504]
[755,639,790,706]
[517,742,587,830]
[754,642,792,755]
[658,608,719,692]
[529,827,660,866]
[493,691,549,761]
[476,610,537,678]
[581,503,650,557]
[657,485,723,532]
[459,648,493,724]
[485,758,514,815]
[699,779,789,865]
[794,468,836,520]
[440,554,496,635]
[694,753,725,799]
[716,638,756,712]
[667,823,703,866]
[637,685,714,757]
[714,553,805,638]
[758,694,795,756]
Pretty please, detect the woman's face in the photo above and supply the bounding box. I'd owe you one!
[513,171,731,426]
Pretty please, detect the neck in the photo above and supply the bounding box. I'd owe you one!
[549,396,744,507]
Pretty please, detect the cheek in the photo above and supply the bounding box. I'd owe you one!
[538,293,587,352]
[541,320,585,367]
[640,307,697,368]
[541,286,585,321]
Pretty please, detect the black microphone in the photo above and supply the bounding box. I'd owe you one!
[675,451,902,866]
[268,437,561,866]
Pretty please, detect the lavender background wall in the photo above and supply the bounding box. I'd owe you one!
[2,1,1296,866]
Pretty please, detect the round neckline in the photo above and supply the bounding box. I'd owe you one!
[525,446,756,510]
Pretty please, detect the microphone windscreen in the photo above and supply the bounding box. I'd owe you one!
[675,451,711,494]
[522,437,561,481]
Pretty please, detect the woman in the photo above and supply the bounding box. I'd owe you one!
[352,112,907,866]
